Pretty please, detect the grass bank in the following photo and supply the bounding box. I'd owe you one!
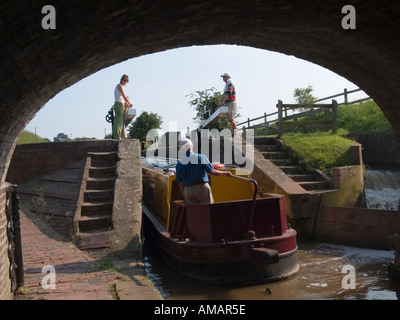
[279,101,392,175]
[337,100,392,133]
[17,131,50,144]
[281,131,356,175]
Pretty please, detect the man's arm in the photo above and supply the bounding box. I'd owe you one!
[208,169,232,177]
[219,93,229,107]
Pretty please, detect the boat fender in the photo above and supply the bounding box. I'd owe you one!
[251,247,280,263]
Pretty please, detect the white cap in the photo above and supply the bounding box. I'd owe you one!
[179,138,193,149]
[220,73,231,78]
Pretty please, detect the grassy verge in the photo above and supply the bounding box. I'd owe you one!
[281,131,356,175]
[337,100,392,133]
[276,101,392,175]
[17,131,50,144]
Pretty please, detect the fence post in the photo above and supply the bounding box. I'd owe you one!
[332,99,338,134]
[277,99,283,138]
[344,88,348,104]
[264,112,268,135]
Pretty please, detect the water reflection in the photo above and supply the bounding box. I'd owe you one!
[143,239,400,300]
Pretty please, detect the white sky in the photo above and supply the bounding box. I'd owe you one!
[25,45,368,140]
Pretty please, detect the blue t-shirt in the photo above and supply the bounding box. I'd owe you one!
[175,152,214,187]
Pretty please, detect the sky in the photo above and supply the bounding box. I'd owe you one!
[24,44,369,141]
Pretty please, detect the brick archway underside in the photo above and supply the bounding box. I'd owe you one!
[1,1,400,183]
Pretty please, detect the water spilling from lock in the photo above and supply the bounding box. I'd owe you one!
[364,168,400,211]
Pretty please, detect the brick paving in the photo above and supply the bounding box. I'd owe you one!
[14,208,163,300]
[14,209,117,300]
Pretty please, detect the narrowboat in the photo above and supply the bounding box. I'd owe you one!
[141,157,299,284]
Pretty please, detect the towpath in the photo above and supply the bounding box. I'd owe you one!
[13,206,163,300]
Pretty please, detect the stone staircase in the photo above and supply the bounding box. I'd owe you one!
[254,137,332,193]
[74,151,118,250]
[13,140,142,255]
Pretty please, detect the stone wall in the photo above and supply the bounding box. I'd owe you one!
[7,140,118,185]
[322,165,365,208]
[314,205,398,250]
[111,140,143,259]
[0,185,13,300]
[352,131,400,166]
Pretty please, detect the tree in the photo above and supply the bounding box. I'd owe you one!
[53,132,70,142]
[73,137,97,141]
[187,87,239,131]
[293,85,318,105]
[127,111,162,141]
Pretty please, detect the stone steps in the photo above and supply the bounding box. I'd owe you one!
[279,165,302,175]
[254,137,331,192]
[78,214,112,232]
[81,201,113,216]
[83,189,114,203]
[261,151,287,159]
[88,166,117,178]
[74,230,111,250]
[75,151,117,250]
[289,174,317,182]
[298,181,329,190]
[89,151,118,167]
[86,177,115,190]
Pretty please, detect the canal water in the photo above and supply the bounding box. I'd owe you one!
[143,167,400,300]
[143,239,400,300]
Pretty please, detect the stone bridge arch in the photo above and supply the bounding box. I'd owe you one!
[1,1,400,184]
[1,1,400,299]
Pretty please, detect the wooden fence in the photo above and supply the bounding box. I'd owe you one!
[315,88,370,105]
[276,99,338,138]
[238,88,371,137]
